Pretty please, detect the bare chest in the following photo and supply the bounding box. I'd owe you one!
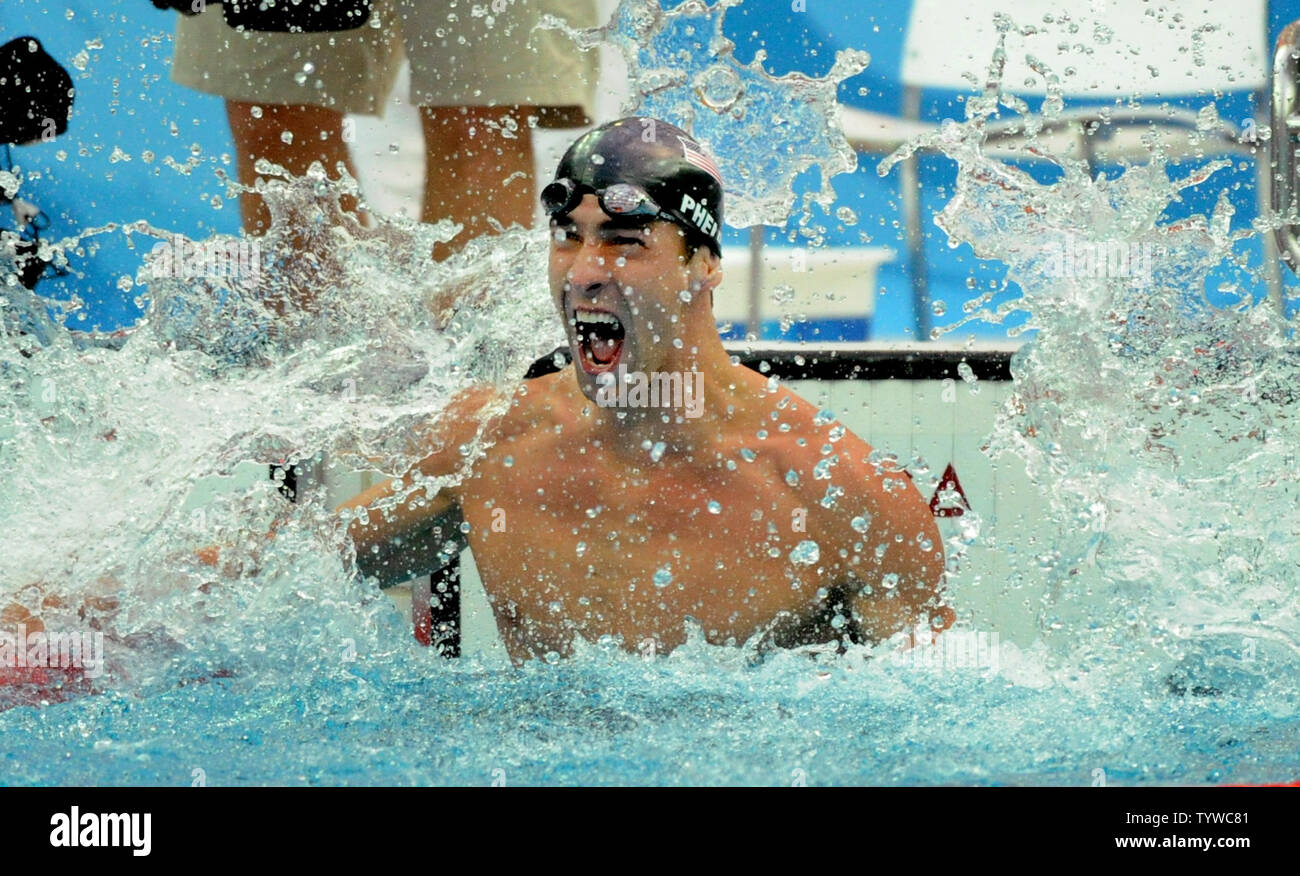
[458,452,835,653]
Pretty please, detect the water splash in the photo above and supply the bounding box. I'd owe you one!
[2,158,562,690]
[546,0,868,229]
[878,14,1300,687]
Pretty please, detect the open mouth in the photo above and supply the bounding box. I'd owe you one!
[573,308,626,374]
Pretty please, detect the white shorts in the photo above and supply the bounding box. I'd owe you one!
[171,0,600,120]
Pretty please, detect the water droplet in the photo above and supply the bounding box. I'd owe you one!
[503,456,514,467]
[785,469,799,486]
[649,441,666,462]
[653,566,673,588]
[280,130,294,145]
[851,513,872,533]
[576,541,587,557]
[740,448,757,462]
[694,65,743,110]
[789,540,820,565]
[706,500,722,514]
[881,573,899,590]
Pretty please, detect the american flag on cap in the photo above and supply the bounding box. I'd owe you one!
[677,135,722,184]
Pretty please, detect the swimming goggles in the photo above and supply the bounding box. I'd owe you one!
[541,178,672,223]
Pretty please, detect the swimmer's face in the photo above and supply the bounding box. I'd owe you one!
[549,194,719,404]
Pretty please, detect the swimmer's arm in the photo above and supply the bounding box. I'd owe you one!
[334,385,503,586]
[845,567,954,645]
[337,484,466,588]
[197,386,503,582]
[840,466,953,644]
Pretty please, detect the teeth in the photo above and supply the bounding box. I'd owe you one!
[575,309,621,325]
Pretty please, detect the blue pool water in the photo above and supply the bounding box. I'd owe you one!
[2,632,1297,786]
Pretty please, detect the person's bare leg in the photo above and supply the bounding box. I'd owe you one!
[419,105,536,262]
[225,100,362,235]
[225,100,362,496]
[225,100,369,317]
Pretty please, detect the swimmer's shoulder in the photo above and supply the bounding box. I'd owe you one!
[756,386,891,528]
[485,366,588,443]
[759,383,877,471]
[425,377,570,503]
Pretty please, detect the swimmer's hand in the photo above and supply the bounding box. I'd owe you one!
[427,273,486,331]
[193,514,284,579]
[195,545,222,568]
[195,542,269,580]
[2,600,52,634]
[3,576,122,633]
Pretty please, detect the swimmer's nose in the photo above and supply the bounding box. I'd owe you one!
[566,241,614,297]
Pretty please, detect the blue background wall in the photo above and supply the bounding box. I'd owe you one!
[2,0,241,332]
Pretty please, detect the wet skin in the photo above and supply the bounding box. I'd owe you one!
[343,196,952,663]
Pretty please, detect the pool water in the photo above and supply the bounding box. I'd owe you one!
[2,630,1296,786]
[5,623,1294,779]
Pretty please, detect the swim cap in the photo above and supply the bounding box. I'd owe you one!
[543,117,723,256]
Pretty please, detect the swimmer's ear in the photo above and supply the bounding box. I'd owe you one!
[687,245,722,305]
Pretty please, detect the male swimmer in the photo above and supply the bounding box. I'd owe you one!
[339,117,954,663]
